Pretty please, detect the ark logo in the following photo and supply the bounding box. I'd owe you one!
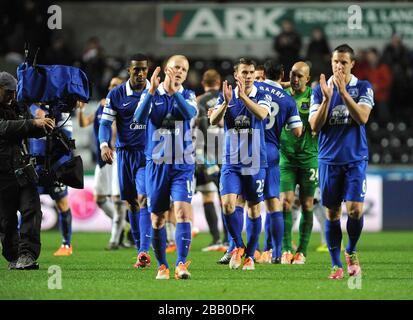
[161,7,286,40]
[162,11,184,37]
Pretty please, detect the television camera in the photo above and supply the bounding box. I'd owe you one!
[16,47,90,189]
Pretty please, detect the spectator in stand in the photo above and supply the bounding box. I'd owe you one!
[44,36,75,66]
[20,0,52,61]
[353,48,392,122]
[273,19,302,79]
[82,36,106,99]
[382,34,412,112]
[306,27,331,82]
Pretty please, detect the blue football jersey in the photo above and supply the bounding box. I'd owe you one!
[256,80,302,165]
[310,75,374,165]
[102,80,149,149]
[93,102,111,167]
[215,84,270,168]
[141,83,197,165]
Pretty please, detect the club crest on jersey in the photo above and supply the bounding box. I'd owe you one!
[301,102,309,110]
[348,88,359,98]
[329,104,352,125]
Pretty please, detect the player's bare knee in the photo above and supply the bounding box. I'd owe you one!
[96,195,107,206]
[282,198,293,212]
[247,202,261,219]
[301,198,314,212]
[175,205,191,222]
[137,195,147,208]
[127,199,139,212]
[326,207,341,221]
[236,195,246,207]
[347,208,363,220]
[265,198,280,213]
[222,201,235,215]
[151,213,165,229]
[56,197,69,212]
[202,193,215,204]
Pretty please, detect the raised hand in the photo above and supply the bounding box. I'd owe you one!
[320,74,333,100]
[149,66,161,95]
[235,75,246,98]
[222,80,233,104]
[165,67,179,94]
[333,70,347,95]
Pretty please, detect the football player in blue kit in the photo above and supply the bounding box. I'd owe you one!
[30,105,74,257]
[77,77,126,250]
[98,54,152,268]
[134,55,197,280]
[256,60,303,264]
[309,44,374,280]
[210,58,270,271]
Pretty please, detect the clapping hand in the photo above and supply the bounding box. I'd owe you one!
[165,67,179,94]
[149,66,161,95]
[222,80,233,104]
[320,74,333,100]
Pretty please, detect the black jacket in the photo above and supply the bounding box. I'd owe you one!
[0,103,45,181]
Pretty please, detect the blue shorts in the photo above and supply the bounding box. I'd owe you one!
[146,161,195,214]
[117,148,146,201]
[219,166,265,203]
[319,160,367,208]
[264,164,280,200]
[38,183,68,201]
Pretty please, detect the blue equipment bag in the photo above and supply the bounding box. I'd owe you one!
[16,63,90,104]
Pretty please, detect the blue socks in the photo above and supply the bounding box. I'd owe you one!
[325,219,343,267]
[269,212,283,258]
[58,209,72,246]
[151,227,168,268]
[235,205,245,232]
[346,215,364,254]
[263,213,272,252]
[246,215,262,258]
[223,206,245,249]
[175,222,192,265]
[127,210,140,251]
[139,207,151,253]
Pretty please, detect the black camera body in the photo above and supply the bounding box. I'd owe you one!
[34,105,80,189]
[15,162,39,187]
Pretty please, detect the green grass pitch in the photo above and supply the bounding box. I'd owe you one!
[1,231,412,300]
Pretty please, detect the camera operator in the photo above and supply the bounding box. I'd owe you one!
[0,72,55,270]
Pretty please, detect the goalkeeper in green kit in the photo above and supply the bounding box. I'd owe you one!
[280,61,321,264]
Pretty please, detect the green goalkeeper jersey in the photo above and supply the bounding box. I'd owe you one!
[280,86,318,168]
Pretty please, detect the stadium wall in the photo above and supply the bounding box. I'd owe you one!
[58,2,413,59]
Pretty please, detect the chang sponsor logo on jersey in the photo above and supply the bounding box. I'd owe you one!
[130,122,146,130]
[233,115,252,133]
[159,113,181,135]
[329,104,352,125]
